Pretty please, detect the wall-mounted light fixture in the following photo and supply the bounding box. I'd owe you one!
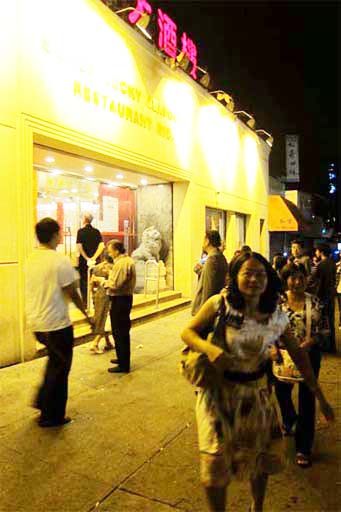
[234,110,256,129]
[115,7,152,39]
[176,51,191,71]
[197,66,210,88]
[255,129,274,147]
[210,90,235,112]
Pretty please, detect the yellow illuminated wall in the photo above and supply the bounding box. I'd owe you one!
[0,0,270,365]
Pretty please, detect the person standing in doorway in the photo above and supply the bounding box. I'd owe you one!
[308,244,336,352]
[191,230,229,316]
[104,239,136,374]
[76,213,104,307]
[291,239,311,275]
[25,218,93,427]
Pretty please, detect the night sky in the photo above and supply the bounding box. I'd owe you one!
[155,1,340,195]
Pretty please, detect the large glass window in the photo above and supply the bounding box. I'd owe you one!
[34,145,174,292]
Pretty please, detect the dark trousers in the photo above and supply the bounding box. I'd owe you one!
[35,326,74,421]
[109,295,133,371]
[79,259,88,306]
[275,347,321,456]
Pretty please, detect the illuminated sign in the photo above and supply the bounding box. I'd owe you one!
[102,0,198,82]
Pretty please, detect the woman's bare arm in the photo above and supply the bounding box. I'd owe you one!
[281,326,334,421]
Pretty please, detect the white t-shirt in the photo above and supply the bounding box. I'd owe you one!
[25,248,76,332]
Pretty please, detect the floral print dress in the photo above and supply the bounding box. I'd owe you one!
[196,295,289,486]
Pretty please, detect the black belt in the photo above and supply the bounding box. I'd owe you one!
[223,363,268,383]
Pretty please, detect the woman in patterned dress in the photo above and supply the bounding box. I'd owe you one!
[181,252,334,512]
[275,264,323,467]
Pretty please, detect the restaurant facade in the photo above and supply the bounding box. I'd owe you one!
[0,0,271,366]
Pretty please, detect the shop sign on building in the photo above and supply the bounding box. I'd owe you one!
[285,134,300,183]
[102,0,198,80]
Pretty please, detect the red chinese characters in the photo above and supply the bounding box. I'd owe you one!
[157,8,178,59]
[128,0,152,25]
[181,32,198,79]
[125,2,199,81]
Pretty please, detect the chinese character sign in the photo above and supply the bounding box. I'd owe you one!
[117,1,200,81]
[285,135,300,182]
[128,0,152,25]
[181,32,198,79]
[157,8,178,59]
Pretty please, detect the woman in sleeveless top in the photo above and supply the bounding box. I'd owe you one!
[275,264,323,467]
[181,252,334,512]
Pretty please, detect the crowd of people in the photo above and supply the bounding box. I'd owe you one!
[25,219,337,511]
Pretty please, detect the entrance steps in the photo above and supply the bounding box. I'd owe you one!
[72,290,191,340]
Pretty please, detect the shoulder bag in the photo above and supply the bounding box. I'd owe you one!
[179,297,227,387]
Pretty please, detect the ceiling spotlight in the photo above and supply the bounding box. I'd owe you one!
[115,7,152,40]
[211,90,235,112]
[44,156,55,163]
[256,129,274,147]
[234,111,256,129]
[84,165,93,172]
[140,178,148,185]
[116,173,124,179]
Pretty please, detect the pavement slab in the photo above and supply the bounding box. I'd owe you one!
[0,308,340,511]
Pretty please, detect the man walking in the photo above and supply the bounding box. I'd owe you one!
[191,230,229,316]
[308,243,336,352]
[25,218,93,427]
[105,240,136,373]
[77,213,104,307]
[291,239,311,275]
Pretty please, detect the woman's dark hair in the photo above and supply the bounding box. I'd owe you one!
[35,218,60,244]
[280,263,307,283]
[227,251,281,314]
[108,239,126,254]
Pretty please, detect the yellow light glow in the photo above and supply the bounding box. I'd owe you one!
[161,79,196,169]
[198,105,239,189]
[25,0,140,140]
[243,136,259,191]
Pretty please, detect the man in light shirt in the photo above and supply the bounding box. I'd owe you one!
[25,218,93,427]
[102,239,136,373]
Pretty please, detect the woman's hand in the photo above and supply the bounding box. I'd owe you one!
[269,345,281,362]
[206,345,228,371]
[300,337,315,350]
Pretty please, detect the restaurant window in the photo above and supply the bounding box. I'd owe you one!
[34,145,174,293]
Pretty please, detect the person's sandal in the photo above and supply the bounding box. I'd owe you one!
[295,452,312,468]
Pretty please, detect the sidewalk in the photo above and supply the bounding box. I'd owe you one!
[0,309,340,511]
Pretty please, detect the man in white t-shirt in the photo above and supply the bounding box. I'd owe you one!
[25,218,93,427]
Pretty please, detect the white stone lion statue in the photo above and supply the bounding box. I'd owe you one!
[132,226,162,261]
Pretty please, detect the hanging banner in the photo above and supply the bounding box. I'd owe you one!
[285,135,300,183]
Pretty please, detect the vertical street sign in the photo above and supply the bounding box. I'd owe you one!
[285,134,300,183]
